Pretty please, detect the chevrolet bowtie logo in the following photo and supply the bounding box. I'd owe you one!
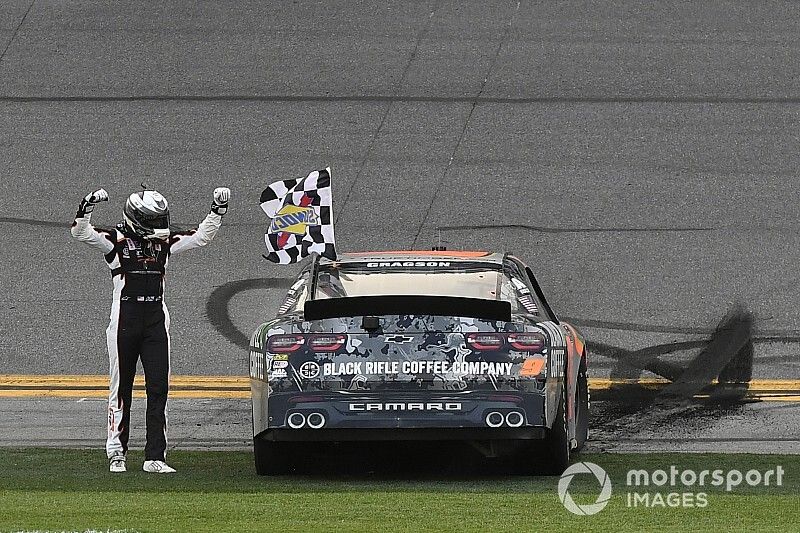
[383,335,414,344]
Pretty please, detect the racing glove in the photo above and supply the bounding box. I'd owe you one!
[76,188,109,217]
[211,187,231,215]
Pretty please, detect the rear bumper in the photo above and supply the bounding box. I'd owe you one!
[252,388,547,437]
[257,426,547,442]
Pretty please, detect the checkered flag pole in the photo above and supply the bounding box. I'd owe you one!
[259,167,337,264]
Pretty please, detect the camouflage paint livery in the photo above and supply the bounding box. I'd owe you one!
[249,251,587,443]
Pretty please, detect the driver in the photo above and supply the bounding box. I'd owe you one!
[71,186,230,473]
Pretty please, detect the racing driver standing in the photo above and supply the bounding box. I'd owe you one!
[71,186,230,473]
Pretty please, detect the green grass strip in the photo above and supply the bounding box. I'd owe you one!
[0,449,797,532]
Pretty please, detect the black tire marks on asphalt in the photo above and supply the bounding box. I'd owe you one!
[589,306,757,444]
[0,216,71,228]
[659,305,753,403]
[205,278,292,351]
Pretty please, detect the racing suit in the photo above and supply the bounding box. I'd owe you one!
[71,206,223,462]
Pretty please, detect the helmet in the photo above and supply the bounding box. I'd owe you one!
[123,190,170,240]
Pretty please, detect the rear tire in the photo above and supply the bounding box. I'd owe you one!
[539,385,570,475]
[512,384,570,475]
[254,438,293,475]
[574,367,589,452]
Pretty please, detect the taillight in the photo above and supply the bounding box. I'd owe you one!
[508,332,546,352]
[308,334,346,352]
[466,333,504,351]
[267,335,304,353]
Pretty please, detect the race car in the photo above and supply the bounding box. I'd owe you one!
[248,250,589,475]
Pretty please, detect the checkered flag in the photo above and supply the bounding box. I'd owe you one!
[259,167,337,264]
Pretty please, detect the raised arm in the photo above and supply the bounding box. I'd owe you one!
[71,189,115,254]
[169,187,230,255]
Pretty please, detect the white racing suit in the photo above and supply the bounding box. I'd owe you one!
[71,209,222,461]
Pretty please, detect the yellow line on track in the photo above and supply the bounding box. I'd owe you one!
[0,375,798,401]
[588,378,800,391]
[1,389,250,399]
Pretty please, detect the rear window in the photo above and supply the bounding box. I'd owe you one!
[310,262,547,317]
[315,266,502,301]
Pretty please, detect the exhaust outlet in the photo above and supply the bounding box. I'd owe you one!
[287,412,306,429]
[485,411,504,428]
[306,412,326,429]
[505,411,524,427]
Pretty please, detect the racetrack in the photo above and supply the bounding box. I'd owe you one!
[1,1,799,453]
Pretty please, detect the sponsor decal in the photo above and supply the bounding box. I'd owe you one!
[510,277,531,295]
[273,354,289,361]
[349,374,368,391]
[270,368,287,379]
[268,204,319,235]
[250,323,269,351]
[549,350,565,377]
[348,402,462,412]
[518,294,539,313]
[520,357,546,376]
[365,261,451,268]
[383,335,414,344]
[277,297,296,314]
[299,361,321,379]
[289,277,306,292]
[249,350,265,380]
[323,361,513,376]
[271,360,288,369]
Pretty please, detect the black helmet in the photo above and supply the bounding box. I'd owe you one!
[123,190,170,240]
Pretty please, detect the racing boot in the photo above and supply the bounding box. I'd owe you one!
[109,453,126,473]
[143,460,176,473]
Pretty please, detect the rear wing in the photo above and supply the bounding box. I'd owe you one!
[303,295,512,322]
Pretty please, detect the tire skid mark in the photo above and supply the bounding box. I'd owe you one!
[205,278,292,351]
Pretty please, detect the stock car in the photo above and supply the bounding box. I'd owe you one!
[248,251,589,475]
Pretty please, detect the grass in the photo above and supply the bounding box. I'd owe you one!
[0,448,797,532]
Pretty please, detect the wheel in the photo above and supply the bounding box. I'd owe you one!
[253,438,293,475]
[574,366,589,452]
[512,383,570,476]
[539,384,570,475]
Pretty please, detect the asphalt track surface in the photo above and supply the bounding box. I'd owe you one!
[1,1,799,454]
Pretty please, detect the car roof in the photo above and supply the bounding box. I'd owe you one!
[319,250,507,265]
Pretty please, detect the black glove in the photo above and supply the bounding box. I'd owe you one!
[76,188,108,217]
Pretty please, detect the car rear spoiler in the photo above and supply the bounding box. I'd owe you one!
[303,295,512,322]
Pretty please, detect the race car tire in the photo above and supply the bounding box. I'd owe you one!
[574,366,589,452]
[539,384,570,475]
[512,384,570,475]
[254,438,293,475]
